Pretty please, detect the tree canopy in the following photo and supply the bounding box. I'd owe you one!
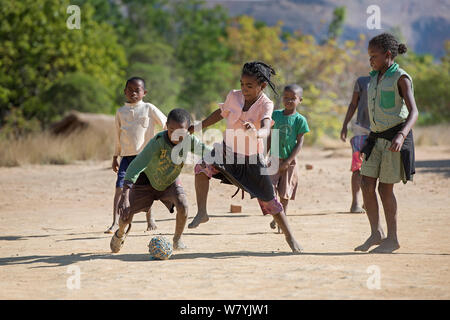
[0,0,448,141]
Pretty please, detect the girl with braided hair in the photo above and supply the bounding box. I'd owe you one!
[356,33,419,253]
[188,61,303,253]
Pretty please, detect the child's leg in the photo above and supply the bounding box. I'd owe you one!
[259,197,302,252]
[188,172,210,229]
[110,213,133,253]
[146,208,157,231]
[350,170,365,213]
[116,214,133,237]
[355,175,386,251]
[272,210,302,253]
[271,198,289,233]
[105,187,122,233]
[371,182,400,253]
[281,198,289,214]
[173,195,189,249]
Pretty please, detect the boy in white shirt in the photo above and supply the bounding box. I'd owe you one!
[105,77,167,234]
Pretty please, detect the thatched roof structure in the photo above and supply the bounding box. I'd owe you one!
[50,111,114,135]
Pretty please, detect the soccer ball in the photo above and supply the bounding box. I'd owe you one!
[148,236,173,260]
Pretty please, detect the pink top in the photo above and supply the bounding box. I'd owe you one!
[219,90,274,156]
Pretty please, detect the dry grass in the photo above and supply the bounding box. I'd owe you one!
[0,128,114,167]
[317,124,450,151]
[414,124,450,146]
[1,124,449,167]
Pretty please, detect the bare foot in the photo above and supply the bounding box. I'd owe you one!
[269,219,277,230]
[286,236,303,253]
[173,238,187,250]
[146,218,157,231]
[354,231,385,252]
[188,212,209,229]
[369,238,400,254]
[269,220,283,233]
[104,224,117,234]
[350,203,365,213]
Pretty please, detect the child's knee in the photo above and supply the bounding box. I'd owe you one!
[377,183,393,198]
[176,196,189,217]
[361,176,376,192]
[119,214,133,226]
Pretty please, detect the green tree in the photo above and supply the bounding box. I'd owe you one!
[327,6,346,41]
[170,0,234,116]
[225,15,355,143]
[397,43,450,123]
[125,42,181,114]
[80,0,233,117]
[39,72,113,124]
[0,0,126,126]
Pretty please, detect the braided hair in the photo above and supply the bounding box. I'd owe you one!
[368,33,408,58]
[242,61,277,95]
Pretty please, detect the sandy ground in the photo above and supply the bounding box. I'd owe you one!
[0,145,449,300]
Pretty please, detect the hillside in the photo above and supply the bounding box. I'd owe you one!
[206,0,450,57]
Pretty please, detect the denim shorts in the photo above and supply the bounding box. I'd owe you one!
[116,155,137,188]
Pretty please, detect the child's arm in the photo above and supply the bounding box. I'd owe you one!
[190,134,213,156]
[112,112,121,172]
[266,130,272,157]
[258,118,272,139]
[189,109,223,133]
[123,139,157,185]
[389,75,419,152]
[280,133,305,171]
[243,118,272,138]
[120,139,158,220]
[340,90,360,142]
[150,105,168,130]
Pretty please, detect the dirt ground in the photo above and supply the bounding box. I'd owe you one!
[0,145,449,300]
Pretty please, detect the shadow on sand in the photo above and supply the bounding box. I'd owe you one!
[1,250,448,269]
[415,159,450,178]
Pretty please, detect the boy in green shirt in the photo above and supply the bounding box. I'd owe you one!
[110,108,211,253]
[269,84,309,232]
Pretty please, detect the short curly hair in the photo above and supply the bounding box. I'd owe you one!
[368,33,407,58]
[167,108,191,126]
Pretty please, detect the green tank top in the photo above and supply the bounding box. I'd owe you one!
[367,62,413,133]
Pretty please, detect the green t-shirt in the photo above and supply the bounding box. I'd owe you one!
[270,110,309,159]
[124,131,211,191]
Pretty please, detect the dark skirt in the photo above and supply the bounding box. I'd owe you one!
[198,142,276,202]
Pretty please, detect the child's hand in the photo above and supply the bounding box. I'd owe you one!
[359,152,364,161]
[340,126,348,142]
[243,121,257,136]
[112,157,119,173]
[388,133,405,152]
[279,159,290,172]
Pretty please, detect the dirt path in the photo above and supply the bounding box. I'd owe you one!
[0,146,449,299]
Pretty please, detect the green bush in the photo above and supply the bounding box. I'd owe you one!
[38,72,113,124]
